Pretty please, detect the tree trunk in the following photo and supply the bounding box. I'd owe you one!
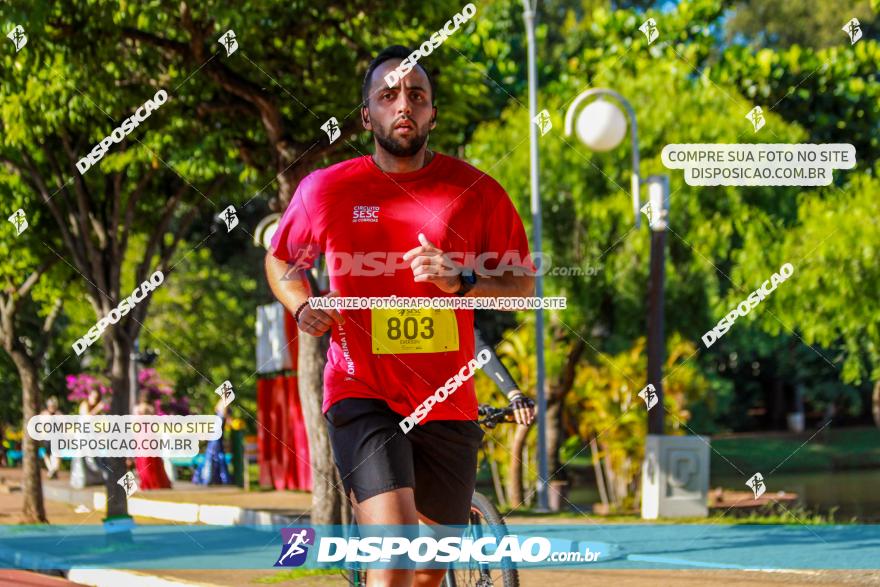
[545,338,586,483]
[104,335,132,520]
[10,348,47,523]
[486,437,507,508]
[589,436,609,508]
[507,424,529,507]
[872,380,880,428]
[297,330,345,524]
[544,397,566,482]
[770,376,785,430]
[599,441,618,507]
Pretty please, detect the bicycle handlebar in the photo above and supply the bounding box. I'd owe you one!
[476,398,535,428]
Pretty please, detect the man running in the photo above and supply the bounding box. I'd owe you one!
[265,45,535,587]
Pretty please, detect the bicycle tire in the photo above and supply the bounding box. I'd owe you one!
[445,491,520,587]
[345,508,367,587]
[347,565,367,587]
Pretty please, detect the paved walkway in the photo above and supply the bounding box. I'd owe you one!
[0,570,87,586]
[62,568,880,586]
[2,467,879,586]
[1,467,312,525]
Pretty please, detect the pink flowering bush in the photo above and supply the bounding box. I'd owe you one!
[65,370,188,415]
[138,368,189,415]
[65,374,112,412]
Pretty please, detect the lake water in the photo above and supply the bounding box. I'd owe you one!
[712,468,880,522]
[565,468,880,521]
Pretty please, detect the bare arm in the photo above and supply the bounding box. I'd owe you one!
[265,250,311,316]
[264,250,343,337]
[463,271,534,299]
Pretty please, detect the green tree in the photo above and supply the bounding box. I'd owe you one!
[0,190,70,522]
[565,335,710,511]
[726,0,877,49]
[143,244,260,417]
[733,174,880,424]
[467,0,804,469]
[1,2,231,521]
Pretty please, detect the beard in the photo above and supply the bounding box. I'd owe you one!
[374,121,430,157]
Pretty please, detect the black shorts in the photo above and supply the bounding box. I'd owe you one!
[325,397,485,526]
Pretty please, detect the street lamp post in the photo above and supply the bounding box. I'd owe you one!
[521,0,549,512]
[564,92,670,411]
[645,175,669,435]
[564,89,643,229]
[564,90,667,413]
[565,89,701,519]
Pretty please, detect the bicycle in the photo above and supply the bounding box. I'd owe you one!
[347,400,532,587]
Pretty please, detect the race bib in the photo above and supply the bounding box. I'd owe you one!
[371,308,459,354]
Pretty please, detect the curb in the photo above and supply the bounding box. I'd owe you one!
[0,540,68,572]
[43,484,300,526]
[68,569,227,587]
[0,542,225,587]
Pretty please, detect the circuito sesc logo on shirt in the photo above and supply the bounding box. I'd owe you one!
[274,527,316,567]
[352,205,380,223]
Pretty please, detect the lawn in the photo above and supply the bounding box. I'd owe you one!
[561,427,880,475]
[709,426,880,473]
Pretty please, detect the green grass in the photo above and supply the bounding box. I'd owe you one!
[252,568,340,583]
[502,505,848,524]
[560,427,880,476]
[710,427,880,474]
[247,462,279,491]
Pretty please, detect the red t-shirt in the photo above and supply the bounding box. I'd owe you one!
[270,153,533,422]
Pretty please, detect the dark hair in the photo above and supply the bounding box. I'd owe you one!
[361,45,436,107]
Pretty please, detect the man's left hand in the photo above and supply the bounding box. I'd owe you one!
[508,391,535,426]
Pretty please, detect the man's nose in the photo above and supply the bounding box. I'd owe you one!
[394,91,413,116]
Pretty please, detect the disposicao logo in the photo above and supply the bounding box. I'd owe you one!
[275,527,316,567]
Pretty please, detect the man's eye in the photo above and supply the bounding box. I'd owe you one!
[382,92,393,100]
[411,93,423,101]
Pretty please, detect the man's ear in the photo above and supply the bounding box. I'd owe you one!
[361,105,371,130]
[430,106,437,128]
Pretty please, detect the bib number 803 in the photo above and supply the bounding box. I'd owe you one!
[387,316,434,340]
[370,308,457,354]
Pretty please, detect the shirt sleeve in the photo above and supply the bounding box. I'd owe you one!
[479,180,537,276]
[269,173,322,271]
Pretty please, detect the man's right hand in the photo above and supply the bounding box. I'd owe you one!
[297,290,345,337]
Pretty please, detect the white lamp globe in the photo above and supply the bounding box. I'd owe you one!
[575,99,627,152]
[254,213,281,249]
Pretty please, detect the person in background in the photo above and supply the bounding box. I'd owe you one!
[132,390,172,490]
[0,422,7,468]
[40,396,63,479]
[192,397,231,485]
[78,389,105,416]
[70,389,107,488]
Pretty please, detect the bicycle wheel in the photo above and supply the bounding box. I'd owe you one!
[345,504,368,587]
[445,491,519,587]
[347,564,367,587]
